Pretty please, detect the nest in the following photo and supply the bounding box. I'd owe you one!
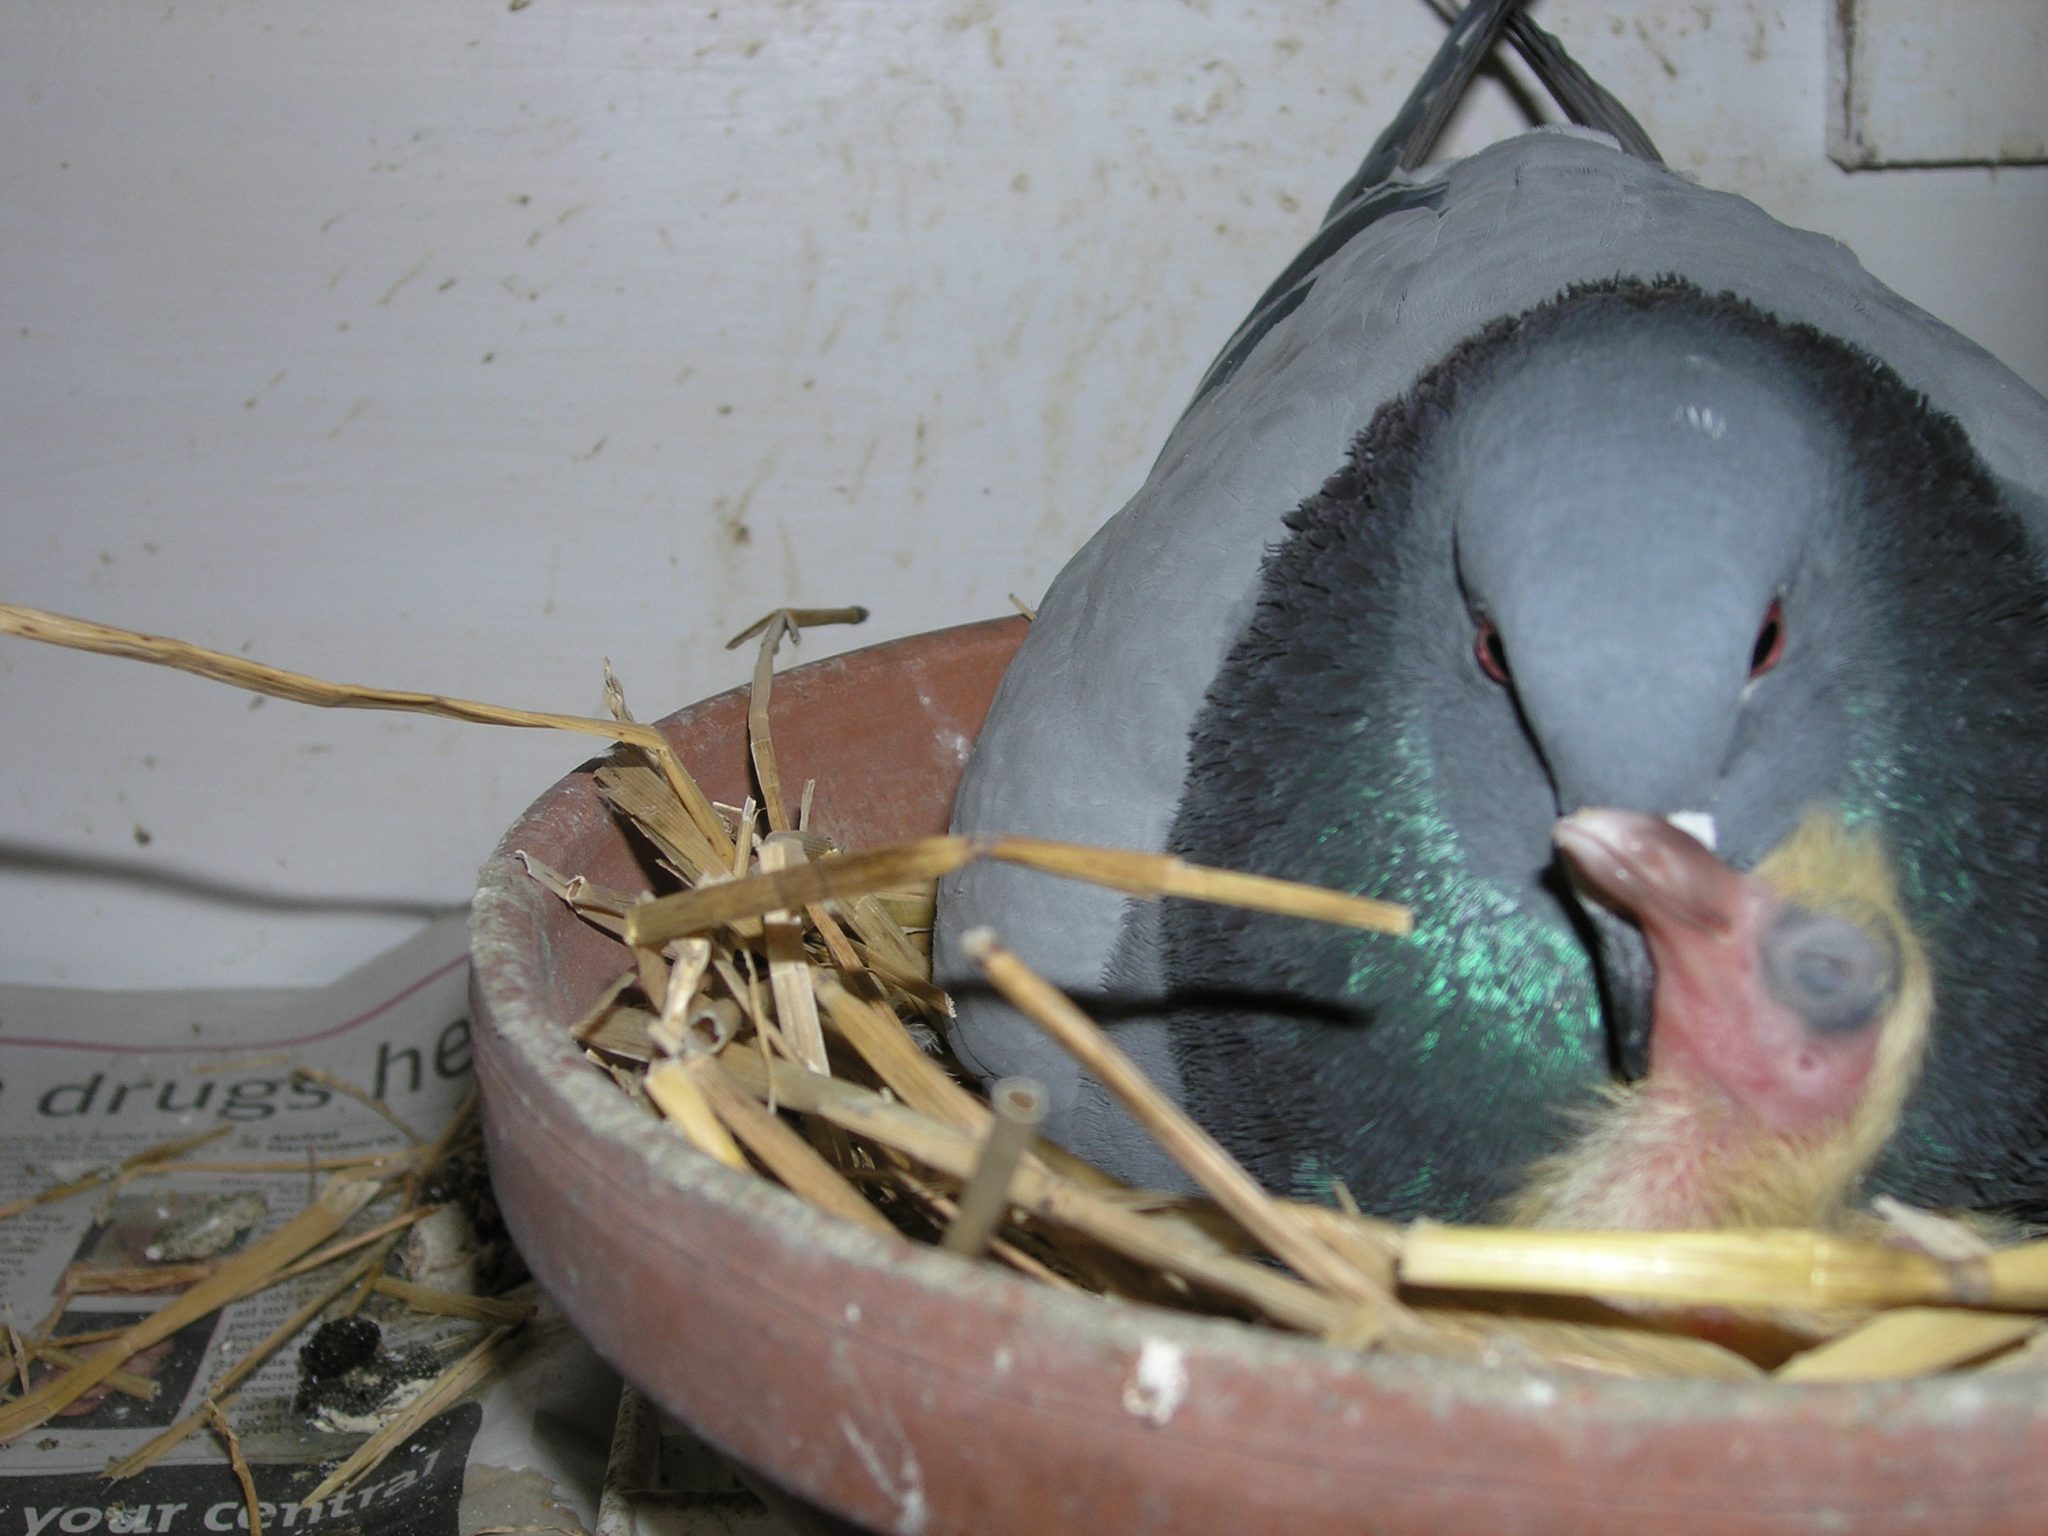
[7,598,2048,1385]
[531,609,2048,1385]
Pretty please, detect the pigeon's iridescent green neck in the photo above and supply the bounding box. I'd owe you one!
[1841,742,1979,1183]
[1844,746,1978,922]
[1294,723,1606,1216]
[1286,714,1979,1217]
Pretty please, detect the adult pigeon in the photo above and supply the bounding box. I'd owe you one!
[937,0,2048,1221]
[1512,809,1932,1232]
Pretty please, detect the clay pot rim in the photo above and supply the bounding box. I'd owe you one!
[468,625,2048,1437]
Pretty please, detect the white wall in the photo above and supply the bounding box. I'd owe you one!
[3,1,2044,987]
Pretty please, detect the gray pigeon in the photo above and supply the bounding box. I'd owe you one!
[937,0,2048,1219]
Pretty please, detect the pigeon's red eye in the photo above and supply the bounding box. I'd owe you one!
[1475,619,1510,685]
[1749,599,1786,679]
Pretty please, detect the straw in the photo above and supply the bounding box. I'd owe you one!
[940,1077,1049,1258]
[1398,1223,2043,1312]
[622,834,1410,949]
[959,928,1383,1307]
[0,602,734,867]
[715,1049,1351,1335]
[0,1177,383,1442]
[1778,1309,2041,1381]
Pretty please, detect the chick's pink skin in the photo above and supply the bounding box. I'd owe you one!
[1554,811,1882,1137]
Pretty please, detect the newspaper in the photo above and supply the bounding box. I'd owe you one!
[0,915,806,1536]
[0,915,623,1536]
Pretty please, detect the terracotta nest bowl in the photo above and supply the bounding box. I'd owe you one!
[469,617,2048,1536]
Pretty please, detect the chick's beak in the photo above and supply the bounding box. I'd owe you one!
[1554,809,1744,937]
[1554,809,1746,1081]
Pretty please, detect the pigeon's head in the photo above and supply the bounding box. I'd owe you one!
[1395,280,1937,1081]
[1445,301,1826,822]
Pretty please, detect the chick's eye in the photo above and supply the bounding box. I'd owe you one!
[1761,907,1899,1037]
[1475,619,1510,685]
[1749,598,1786,679]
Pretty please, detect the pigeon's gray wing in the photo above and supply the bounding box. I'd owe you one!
[939,130,2048,1182]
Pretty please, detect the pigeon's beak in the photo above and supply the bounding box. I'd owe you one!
[1554,809,1744,1080]
[1577,904,1656,1080]
[1555,810,1742,936]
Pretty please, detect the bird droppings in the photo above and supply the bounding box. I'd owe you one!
[1518,1377,1559,1409]
[840,1418,928,1536]
[143,1189,267,1261]
[293,1315,444,1433]
[1121,1339,1190,1427]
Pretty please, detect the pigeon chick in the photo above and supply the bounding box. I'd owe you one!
[1509,810,1931,1232]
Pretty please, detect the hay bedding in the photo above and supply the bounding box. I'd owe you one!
[6,599,2048,1388]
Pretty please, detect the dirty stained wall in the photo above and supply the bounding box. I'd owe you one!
[2,0,2043,987]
